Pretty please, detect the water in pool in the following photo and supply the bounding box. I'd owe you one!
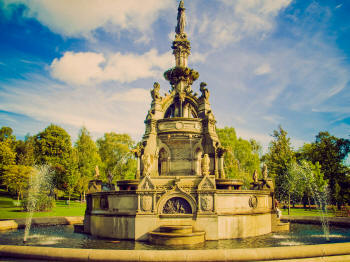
[0,224,349,250]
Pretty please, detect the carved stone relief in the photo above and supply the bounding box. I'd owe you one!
[100,196,108,210]
[162,197,192,214]
[200,194,213,211]
[141,195,153,212]
[249,195,258,209]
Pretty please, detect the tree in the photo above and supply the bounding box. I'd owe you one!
[15,135,35,166]
[263,126,295,200]
[2,165,32,201]
[0,126,16,144]
[298,132,350,207]
[217,127,261,188]
[64,148,79,204]
[97,133,136,182]
[0,140,16,182]
[75,127,102,201]
[34,124,74,191]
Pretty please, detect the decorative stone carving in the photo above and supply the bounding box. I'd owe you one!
[175,0,186,35]
[249,195,258,209]
[141,195,153,212]
[94,165,100,179]
[163,197,192,214]
[200,82,210,101]
[253,170,259,183]
[142,153,152,176]
[202,154,210,176]
[151,82,161,101]
[262,163,268,180]
[100,195,108,210]
[200,194,213,211]
[139,175,155,190]
[198,175,215,190]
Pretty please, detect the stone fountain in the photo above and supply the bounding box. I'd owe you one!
[83,0,288,245]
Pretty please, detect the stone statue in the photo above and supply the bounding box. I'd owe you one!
[94,165,100,179]
[200,82,210,100]
[253,170,258,183]
[107,171,114,184]
[151,82,160,100]
[202,154,210,176]
[262,163,268,180]
[175,0,186,34]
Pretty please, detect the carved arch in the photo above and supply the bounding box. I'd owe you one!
[157,187,197,215]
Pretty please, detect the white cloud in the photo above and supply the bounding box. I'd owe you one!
[190,0,292,48]
[3,0,174,37]
[50,49,173,85]
[254,63,271,75]
[0,77,151,139]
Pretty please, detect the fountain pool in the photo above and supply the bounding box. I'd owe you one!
[0,223,349,250]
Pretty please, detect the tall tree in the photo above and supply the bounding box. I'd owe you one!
[75,127,102,201]
[15,135,35,166]
[97,133,136,181]
[298,131,350,206]
[34,124,73,191]
[263,126,295,200]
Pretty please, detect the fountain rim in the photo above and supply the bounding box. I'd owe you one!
[1,216,350,261]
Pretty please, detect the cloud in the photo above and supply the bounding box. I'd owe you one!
[0,76,152,139]
[3,0,173,37]
[254,63,272,75]
[189,0,292,48]
[50,49,173,85]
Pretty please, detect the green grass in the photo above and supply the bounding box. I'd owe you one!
[281,208,335,217]
[0,190,85,220]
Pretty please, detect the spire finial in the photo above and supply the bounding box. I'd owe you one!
[175,0,186,35]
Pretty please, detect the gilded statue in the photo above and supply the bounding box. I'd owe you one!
[253,170,259,183]
[262,163,268,180]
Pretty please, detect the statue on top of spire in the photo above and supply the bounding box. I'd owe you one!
[175,0,186,35]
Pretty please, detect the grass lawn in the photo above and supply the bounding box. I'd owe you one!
[0,190,85,220]
[281,208,335,217]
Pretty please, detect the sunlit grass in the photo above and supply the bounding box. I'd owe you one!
[0,190,85,220]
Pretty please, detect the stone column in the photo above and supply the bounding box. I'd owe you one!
[217,147,226,179]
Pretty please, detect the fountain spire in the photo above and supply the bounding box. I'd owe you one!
[164,0,199,99]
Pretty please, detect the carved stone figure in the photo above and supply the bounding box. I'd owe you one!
[199,82,210,100]
[253,170,259,183]
[163,197,192,214]
[94,165,100,179]
[151,82,160,100]
[175,0,186,34]
[201,194,213,211]
[262,163,268,180]
[202,154,210,176]
[142,153,152,176]
[249,195,258,208]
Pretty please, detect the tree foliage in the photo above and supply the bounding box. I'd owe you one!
[75,127,102,200]
[298,131,350,206]
[97,133,136,181]
[2,165,32,201]
[263,126,295,199]
[217,127,261,188]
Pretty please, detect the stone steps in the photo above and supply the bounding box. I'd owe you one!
[148,225,205,245]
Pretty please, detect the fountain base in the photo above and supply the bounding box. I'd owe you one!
[148,225,205,245]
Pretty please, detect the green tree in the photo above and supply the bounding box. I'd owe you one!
[65,148,79,204]
[15,135,35,166]
[298,132,350,207]
[217,127,260,188]
[0,140,16,182]
[97,133,136,181]
[75,127,102,201]
[34,124,74,191]
[2,165,32,201]
[0,126,16,144]
[263,126,295,200]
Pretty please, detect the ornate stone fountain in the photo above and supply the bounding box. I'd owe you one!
[84,0,287,244]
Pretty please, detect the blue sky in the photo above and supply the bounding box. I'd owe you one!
[0,0,349,153]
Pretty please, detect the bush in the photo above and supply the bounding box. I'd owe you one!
[22,194,56,212]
